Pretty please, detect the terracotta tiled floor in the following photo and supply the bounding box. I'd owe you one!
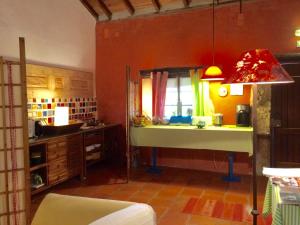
[31,164,268,225]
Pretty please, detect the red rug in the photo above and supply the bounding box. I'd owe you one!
[182,197,253,223]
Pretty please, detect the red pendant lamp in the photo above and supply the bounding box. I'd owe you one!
[223,49,294,225]
[224,49,294,84]
[202,0,224,81]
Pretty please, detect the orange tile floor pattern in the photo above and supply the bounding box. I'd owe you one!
[31,166,267,225]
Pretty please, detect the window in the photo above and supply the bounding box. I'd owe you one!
[164,76,193,119]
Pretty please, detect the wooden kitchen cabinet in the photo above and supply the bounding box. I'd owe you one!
[67,134,83,177]
[29,133,83,195]
[84,131,104,163]
[47,137,69,185]
[82,124,122,179]
[29,124,121,195]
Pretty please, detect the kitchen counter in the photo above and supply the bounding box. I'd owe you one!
[130,125,253,155]
[29,123,120,146]
[138,124,253,131]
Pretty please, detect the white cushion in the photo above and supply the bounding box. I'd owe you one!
[89,203,156,225]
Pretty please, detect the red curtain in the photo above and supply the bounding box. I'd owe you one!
[152,71,168,122]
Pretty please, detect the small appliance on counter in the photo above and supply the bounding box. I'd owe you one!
[28,119,35,138]
[236,104,251,127]
[213,113,223,126]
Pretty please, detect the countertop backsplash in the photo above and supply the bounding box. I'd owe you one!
[27,97,97,123]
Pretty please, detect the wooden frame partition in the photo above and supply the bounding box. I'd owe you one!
[125,65,131,182]
[0,37,29,225]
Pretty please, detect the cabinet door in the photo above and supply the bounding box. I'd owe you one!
[48,158,69,185]
[271,62,300,167]
[47,141,68,161]
[47,137,68,185]
[84,132,103,146]
[67,134,83,177]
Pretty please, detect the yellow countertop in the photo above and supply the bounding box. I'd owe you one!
[140,125,253,132]
[130,125,253,155]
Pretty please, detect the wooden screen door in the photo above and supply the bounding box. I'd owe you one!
[271,54,300,167]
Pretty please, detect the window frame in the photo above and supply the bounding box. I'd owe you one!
[139,67,203,119]
[164,73,193,117]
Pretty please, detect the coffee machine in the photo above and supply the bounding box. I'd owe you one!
[236,104,251,127]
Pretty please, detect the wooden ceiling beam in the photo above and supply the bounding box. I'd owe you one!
[80,0,99,20]
[182,0,191,8]
[123,0,135,15]
[151,0,161,12]
[97,0,112,20]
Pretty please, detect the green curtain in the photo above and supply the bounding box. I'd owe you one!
[190,69,214,117]
[190,69,201,116]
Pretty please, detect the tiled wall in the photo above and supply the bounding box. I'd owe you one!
[27,97,97,124]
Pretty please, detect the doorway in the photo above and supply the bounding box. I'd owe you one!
[271,54,300,167]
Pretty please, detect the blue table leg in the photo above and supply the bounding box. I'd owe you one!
[223,153,240,182]
[147,147,161,174]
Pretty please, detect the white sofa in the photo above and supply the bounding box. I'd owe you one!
[31,193,156,225]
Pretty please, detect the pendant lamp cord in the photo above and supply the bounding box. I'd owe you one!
[212,0,215,65]
[240,0,243,13]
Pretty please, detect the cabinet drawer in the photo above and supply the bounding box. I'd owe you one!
[48,149,67,161]
[48,168,68,179]
[84,133,103,146]
[48,157,68,185]
[48,138,67,149]
[48,141,67,149]
[47,139,67,161]
[48,172,68,185]
[48,158,68,172]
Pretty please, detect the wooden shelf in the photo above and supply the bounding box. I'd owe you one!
[86,147,102,154]
[86,159,102,167]
[30,163,47,172]
[31,185,48,195]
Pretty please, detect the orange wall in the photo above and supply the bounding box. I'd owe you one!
[95,0,300,173]
[209,83,251,125]
[96,0,299,124]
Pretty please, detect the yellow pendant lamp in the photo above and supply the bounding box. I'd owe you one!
[202,0,224,81]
